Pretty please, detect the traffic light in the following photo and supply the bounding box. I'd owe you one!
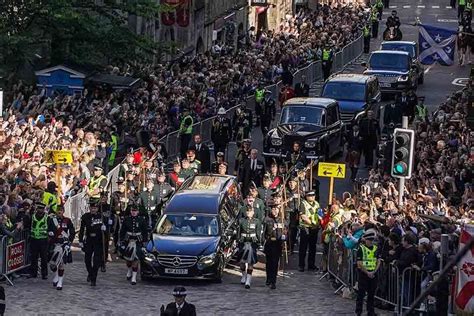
[391,128,415,179]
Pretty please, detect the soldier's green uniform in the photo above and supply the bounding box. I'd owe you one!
[180,167,195,179]
[237,214,262,289]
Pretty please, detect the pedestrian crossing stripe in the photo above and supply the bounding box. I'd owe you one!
[389,5,451,9]
[446,6,453,9]
[417,5,425,8]
[432,5,440,8]
[403,5,411,8]
[389,5,397,8]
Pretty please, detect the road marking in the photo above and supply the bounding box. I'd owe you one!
[452,78,469,86]
[417,5,425,8]
[403,5,411,8]
[432,5,440,9]
[424,64,434,74]
[446,5,453,9]
[389,5,397,8]
[383,11,390,15]
[437,18,459,23]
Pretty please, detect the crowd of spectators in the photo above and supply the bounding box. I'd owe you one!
[323,82,474,309]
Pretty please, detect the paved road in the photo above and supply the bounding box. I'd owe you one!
[4,0,470,315]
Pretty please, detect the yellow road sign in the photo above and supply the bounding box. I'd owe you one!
[45,150,73,164]
[317,162,346,179]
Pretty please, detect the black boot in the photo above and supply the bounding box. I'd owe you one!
[270,283,276,289]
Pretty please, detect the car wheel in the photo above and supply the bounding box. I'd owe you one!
[213,257,224,283]
[418,74,424,85]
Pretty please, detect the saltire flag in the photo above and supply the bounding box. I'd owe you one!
[418,24,457,66]
[455,223,474,312]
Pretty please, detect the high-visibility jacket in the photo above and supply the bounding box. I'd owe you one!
[179,115,193,135]
[255,88,265,103]
[322,49,331,61]
[299,200,320,228]
[467,1,472,10]
[42,191,58,213]
[416,104,427,119]
[31,213,48,240]
[371,10,378,21]
[360,244,378,271]
[89,175,107,199]
[459,0,466,6]
[376,0,383,8]
[363,26,370,37]
[108,134,118,167]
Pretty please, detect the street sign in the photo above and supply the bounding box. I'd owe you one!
[45,150,73,164]
[317,162,346,179]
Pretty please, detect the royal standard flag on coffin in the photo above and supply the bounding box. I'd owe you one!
[419,24,457,66]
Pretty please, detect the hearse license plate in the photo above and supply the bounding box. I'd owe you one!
[165,268,188,275]
[380,82,391,87]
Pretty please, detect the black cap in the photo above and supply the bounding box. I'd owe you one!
[216,152,224,157]
[94,165,104,171]
[173,286,187,297]
[305,191,316,197]
[35,202,46,210]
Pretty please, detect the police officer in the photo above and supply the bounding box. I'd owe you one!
[386,10,401,29]
[321,44,334,81]
[79,200,107,286]
[47,205,75,290]
[179,108,194,159]
[237,205,261,289]
[459,0,467,19]
[264,202,287,289]
[42,181,58,214]
[375,0,384,20]
[371,7,380,38]
[255,84,265,127]
[363,23,371,54]
[161,286,197,316]
[298,191,320,272]
[211,152,226,173]
[355,230,381,316]
[88,165,107,203]
[232,104,252,147]
[415,96,428,123]
[260,90,276,137]
[211,108,232,159]
[120,204,148,285]
[29,202,49,279]
[139,179,161,232]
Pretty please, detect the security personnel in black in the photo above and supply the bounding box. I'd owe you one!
[294,75,310,97]
[120,205,148,285]
[139,179,161,233]
[386,10,401,29]
[298,191,320,272]
[234,139,251,175]
[111,177,128,252]
[79,200,107,286]
[285,176,301,254]
[284,141,307,169]
[363,23,371,53]
[260,90,276,137]
[211,107,232,159]
[211,152,226,173]
[232,103,253,147]
[321,45,334,80]
[29,202,50,279]
[371,7,379,38]
[355,230,381,316]
[264,201,287,289]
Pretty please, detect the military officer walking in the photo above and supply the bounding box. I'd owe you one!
[260,90,276,137]
[237,205,261,289]
[120,205,148,285]
[211,108,232,159]
[79,200,107,286]
[139,179,161,233]
[264,202,287,289]
[298,191,320,272]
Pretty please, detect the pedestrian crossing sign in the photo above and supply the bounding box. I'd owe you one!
[44,150,73,164]
[317,162,346,179]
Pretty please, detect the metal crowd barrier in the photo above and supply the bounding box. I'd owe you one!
[0,230,31,286]
[323,240,438,315]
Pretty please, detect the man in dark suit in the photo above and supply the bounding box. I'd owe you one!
[358,110,380,169]
[294,75,310,97]
[161,286,196,316]
[383,102,403,127]
[190,134,211,173]
[238,148,265,197]
[345,124,363,180]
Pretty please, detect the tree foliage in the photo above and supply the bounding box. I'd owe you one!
[0,0,170,81]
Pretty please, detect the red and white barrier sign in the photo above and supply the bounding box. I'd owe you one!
[455,223,474,313]
[6,240,26,274]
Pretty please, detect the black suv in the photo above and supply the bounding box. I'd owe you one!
[141,174,242,282]
[263,97,344,161]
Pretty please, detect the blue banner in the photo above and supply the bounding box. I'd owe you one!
[419,24,457,66]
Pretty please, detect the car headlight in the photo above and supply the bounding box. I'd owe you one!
[304,139,317,148]
[199,253,216,266]
[397,75,409,82]
[144,252,156,262]
[271,138,282,146]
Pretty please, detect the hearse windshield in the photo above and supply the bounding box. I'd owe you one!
[156,214,219,237]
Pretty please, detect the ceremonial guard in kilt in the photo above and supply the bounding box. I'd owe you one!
[48,205,75,290]
[79,200,107,286]
[120,204,148,285]
[264,202,287,289]
[298,191,320,272]
[236,205,261,289]
[258,174,273,205]
[139,179,161,232]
